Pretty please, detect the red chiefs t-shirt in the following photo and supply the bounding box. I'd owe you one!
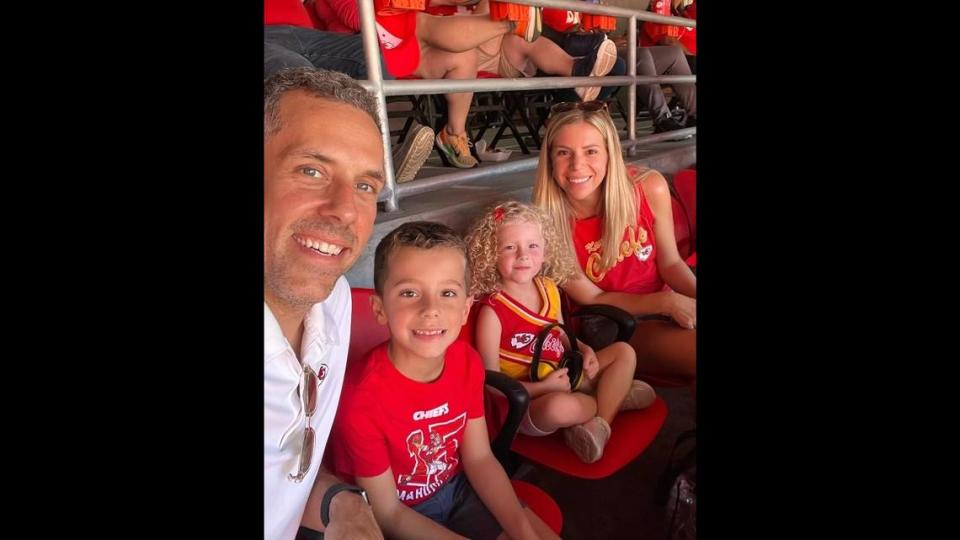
[572,171,664,294]
[330,340,485,506]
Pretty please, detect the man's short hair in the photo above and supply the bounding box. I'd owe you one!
[264,67,381,137]
[373,221,470,294]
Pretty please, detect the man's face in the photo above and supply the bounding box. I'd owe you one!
[264,91,384,311]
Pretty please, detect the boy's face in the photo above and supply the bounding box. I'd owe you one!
[372,246,472,365]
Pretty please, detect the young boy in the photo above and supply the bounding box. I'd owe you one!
[330,221,558,540]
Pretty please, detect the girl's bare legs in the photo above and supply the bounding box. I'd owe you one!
[527,391,597,433]
[579,341,636,426]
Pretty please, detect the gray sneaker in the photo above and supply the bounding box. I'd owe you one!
[392,123,435,183]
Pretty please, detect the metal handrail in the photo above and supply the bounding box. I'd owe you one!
[360,75,696,96]
[357,0,696,210]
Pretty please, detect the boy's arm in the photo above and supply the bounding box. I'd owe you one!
[356,469,467,540]
[460,418,541,540]
[476,305,568,398]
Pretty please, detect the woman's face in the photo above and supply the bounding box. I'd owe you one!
[549,121,609,213]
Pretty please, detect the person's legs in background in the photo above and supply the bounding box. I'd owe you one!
[416,12,515,52]
[265,26,437,181]
[264,41,314,79]
[646,45,695,126]
[548,52,624,103]
[637,45,695,131]
[504,34,617,102]
[416,46,480,168]
[264,26,374,79]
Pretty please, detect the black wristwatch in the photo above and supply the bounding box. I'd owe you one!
[320,483,369,527]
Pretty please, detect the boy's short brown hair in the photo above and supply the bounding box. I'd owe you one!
[373,221,471,294]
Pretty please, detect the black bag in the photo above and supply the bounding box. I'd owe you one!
[667,464,696,540]
[656,428,696,540]
[529,322,584,391]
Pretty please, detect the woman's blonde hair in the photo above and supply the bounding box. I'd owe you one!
[531,108,639,273]
[465,201,578,297]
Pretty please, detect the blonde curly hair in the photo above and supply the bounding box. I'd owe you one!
[465,201,578,297]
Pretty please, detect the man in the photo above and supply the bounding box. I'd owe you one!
[265,0,434,183]
[264,67,384,540]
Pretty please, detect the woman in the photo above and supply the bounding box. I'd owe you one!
[532,102,696,379]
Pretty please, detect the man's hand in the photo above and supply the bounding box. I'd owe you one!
[324,491,383,540]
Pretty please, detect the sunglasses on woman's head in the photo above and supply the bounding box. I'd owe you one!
[549,101,609,115]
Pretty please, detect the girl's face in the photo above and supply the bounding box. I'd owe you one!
[496,220,546,288]
[550,121,609,214]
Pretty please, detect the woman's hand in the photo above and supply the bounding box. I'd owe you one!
[666,291,696,329]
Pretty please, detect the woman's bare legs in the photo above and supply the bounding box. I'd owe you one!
[630,319,696,379]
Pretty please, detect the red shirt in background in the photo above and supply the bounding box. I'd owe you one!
[264,0,315,28]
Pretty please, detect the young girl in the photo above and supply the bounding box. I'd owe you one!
[466,201,656,464]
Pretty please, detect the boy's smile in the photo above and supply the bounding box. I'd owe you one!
[372,246,473,380]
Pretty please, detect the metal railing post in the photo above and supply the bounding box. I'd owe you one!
[628,15,637,157]
[354,0,695,210]
[358,0,400,212]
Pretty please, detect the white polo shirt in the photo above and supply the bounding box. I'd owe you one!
[264,276,352,540]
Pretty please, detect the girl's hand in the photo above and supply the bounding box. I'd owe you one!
[579,344,600,380]
[544,367,571,393]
